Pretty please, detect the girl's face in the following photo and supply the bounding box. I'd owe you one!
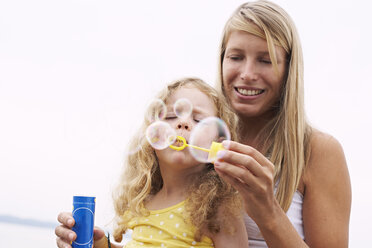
[155,85,217,169]
[222,30,287,119]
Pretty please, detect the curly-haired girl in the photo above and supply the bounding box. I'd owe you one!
[56,77,249,248]
[112,77,248,247]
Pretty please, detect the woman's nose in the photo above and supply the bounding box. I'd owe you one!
[240,60,258,81]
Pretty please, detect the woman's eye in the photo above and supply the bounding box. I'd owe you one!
[193,119,200,123]
[259,58,272,64]
[165,116,177,120]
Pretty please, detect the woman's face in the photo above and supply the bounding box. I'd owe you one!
[222,30,287,119]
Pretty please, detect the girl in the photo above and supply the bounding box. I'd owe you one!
[56,77,249,248]
[113,77,248,247]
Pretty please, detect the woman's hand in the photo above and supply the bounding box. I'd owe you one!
[55,212,106,248]
[214,140,280,226]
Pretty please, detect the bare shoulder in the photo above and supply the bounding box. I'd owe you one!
[303,128,351,197]
[302,129,351,247]
[305,129,347,177]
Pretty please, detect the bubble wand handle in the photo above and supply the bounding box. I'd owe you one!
[169,136,225,163]
[186,144,210,153]
[169,136,211,152]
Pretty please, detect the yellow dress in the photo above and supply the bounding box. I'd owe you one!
[125,201,214,248]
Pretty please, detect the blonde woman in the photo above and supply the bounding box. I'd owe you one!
[56,78,248,248]
[213,1,351,247]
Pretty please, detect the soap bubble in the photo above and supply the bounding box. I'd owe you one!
[146,121,177,150]
[146,99,167,122]
[189,117,230,163]
[174,98,193,119]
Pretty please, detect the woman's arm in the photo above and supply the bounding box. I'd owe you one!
[214,141,308,247]
[208,207,249,248]
[214,131,351,247]
[301,132,351,247]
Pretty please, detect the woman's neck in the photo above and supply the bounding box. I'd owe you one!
[237,113,274,151]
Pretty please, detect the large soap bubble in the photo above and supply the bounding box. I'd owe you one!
[146,99,167,122]
[145,121,177,150]
[173,98,193,119]
[189,117,230,163]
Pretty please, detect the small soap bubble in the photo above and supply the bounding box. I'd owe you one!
[174,98,193,119]
[189,117,230,163]
[146,121,177,150]
[146,99,167,122]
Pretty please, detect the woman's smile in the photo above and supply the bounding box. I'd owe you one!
[234,86,265,99]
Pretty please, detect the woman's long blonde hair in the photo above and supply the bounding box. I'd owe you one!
[217,0,312,212]
[113,77,241,242]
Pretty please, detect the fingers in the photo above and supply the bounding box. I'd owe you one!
[214,159,259,191]
[57,212,75,227]
[214,141,275,193]
[56,236,72,248]
[215,155,274,190]
[55,224,76,242]
[223,140,274,172]
[217,149,264,177]
[92,227,109,248]
[93,226,106,241]
[215,167,252,193]
[56,212,76,248]
[215,161,275,206]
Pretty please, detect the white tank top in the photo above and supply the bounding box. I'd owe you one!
[244,191,304,247]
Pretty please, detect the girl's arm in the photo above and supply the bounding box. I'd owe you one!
[214,131,351,247]
[208,208,249,248]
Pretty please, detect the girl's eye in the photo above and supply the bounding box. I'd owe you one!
[227,55,243,61]
[165,115,177,120]
[193,115,205,123]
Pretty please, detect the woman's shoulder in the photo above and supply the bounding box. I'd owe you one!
[308,128,345,161]
[309,128,344,150]
[303,128,348,186]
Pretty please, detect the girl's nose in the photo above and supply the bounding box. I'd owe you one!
[177,121,191,130]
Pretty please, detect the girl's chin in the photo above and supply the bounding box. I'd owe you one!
[157,149,200,168]
[168,151,196,164]
[173,155,196,165]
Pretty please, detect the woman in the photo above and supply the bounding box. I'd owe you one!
[213,1,351,247]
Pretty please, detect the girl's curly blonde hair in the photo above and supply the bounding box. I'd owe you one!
[112,77,242,242]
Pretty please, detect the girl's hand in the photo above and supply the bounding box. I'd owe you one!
[55,212,106,248]
[214,140,279,226]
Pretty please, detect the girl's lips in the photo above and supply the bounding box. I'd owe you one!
[173,136,189,147]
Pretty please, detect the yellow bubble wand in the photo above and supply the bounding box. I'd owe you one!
[169,136,224,162]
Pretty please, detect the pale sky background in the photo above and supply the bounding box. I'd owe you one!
[0,0,371,246]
